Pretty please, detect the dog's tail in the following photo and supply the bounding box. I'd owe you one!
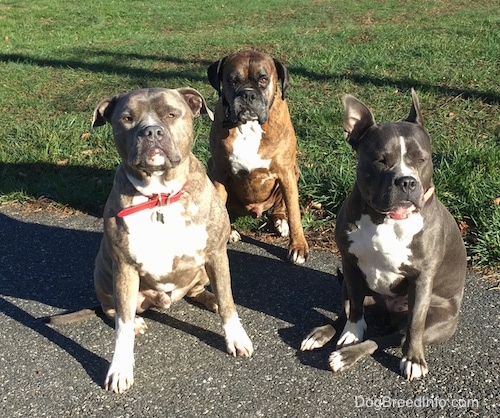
[46,306,101,326]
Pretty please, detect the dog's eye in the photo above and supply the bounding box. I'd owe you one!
[167,112,178,119]
[122,115,133,123]
[258,76,268,87]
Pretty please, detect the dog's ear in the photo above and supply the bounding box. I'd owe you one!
[177,87,214,121]
[207,56,228,95]
[342,94,376,148]
[91,95,120,129]
[405,88,423,126]
[273,58,289,100]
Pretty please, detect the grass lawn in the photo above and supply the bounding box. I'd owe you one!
[0,0,499,267]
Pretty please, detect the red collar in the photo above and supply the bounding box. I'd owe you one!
[117,185,186,218]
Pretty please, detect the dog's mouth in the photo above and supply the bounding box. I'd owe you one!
[387,203,418,220]
[134,147,180,172]
[237,110,260,123]
[146,147,166,166]
[380,187,435,220]
[225,96,269,125]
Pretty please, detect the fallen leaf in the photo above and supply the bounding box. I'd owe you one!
[458,220,470,235]
[311,202,322,210]
[81,149,96,155]
[493,197,500,205]
[56,159,68,166]
[80,132,91,140]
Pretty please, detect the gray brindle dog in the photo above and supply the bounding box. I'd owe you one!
[301,89,466,380]
[92,88,253,393]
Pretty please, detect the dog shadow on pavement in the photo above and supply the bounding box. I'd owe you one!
[0,212,109,386]
[230,234,402,374]
[0,211,400,382]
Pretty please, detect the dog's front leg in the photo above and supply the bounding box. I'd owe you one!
[400,276,432,380]
[104,265,140,393]
[277,168,309,264]
[336,273,367,348]
[328,275,367,372]
[205,251,253,358]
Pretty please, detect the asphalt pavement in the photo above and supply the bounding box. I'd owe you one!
[0,205,498,417]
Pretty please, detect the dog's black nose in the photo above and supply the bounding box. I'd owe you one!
[238,89,257,103]
[141,125,164,141]
[395,176,417,193]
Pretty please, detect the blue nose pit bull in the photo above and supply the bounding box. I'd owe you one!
[301,89,466,381]
[92,88,253,393]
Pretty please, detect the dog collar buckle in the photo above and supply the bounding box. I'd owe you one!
[117,185,186,218]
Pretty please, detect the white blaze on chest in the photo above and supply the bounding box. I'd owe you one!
[228,121,272,175]
[348,213,424,295]
[123,185,208,280]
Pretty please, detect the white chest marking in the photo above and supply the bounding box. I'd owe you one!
[229,121,271,175]
[124,198,208,280]
[348,213,423,295]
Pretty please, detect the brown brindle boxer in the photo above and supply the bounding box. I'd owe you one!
[206,50,309,264]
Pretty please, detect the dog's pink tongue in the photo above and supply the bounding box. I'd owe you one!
[389,205,415,220]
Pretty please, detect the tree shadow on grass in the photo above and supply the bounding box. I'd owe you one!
[1,51,499,105]
[289,66,500,105]
[0,51,212,83]
[0,162,114,216]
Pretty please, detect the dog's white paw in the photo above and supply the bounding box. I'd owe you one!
[105,319,136,393]
[104,347,134,393]
[400,357,429,381]
[274,218,290,237]
[223,314,254,358]
[301,324,336,351]
[289,252,306,265]
[104,363,134,393]
[228,229,241,243]
[134,316,147,335]
[337,318,366,347]
[329,350,346,372]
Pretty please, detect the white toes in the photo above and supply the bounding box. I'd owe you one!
[337,318,366,347]
[289,251,306,265]
[134,316,147,335]
[301,325,336,351]
[228,229,241,243]
[223,314,254,358]
[329,351,345,372]
[400,357,429,381]
[104,363,134,393]
[274,219,290,237]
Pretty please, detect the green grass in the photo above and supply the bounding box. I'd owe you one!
[1,0,499,266]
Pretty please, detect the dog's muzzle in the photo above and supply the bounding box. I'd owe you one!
[370,175,431,220]
[228,88,269,125]
[131,125,181,170]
